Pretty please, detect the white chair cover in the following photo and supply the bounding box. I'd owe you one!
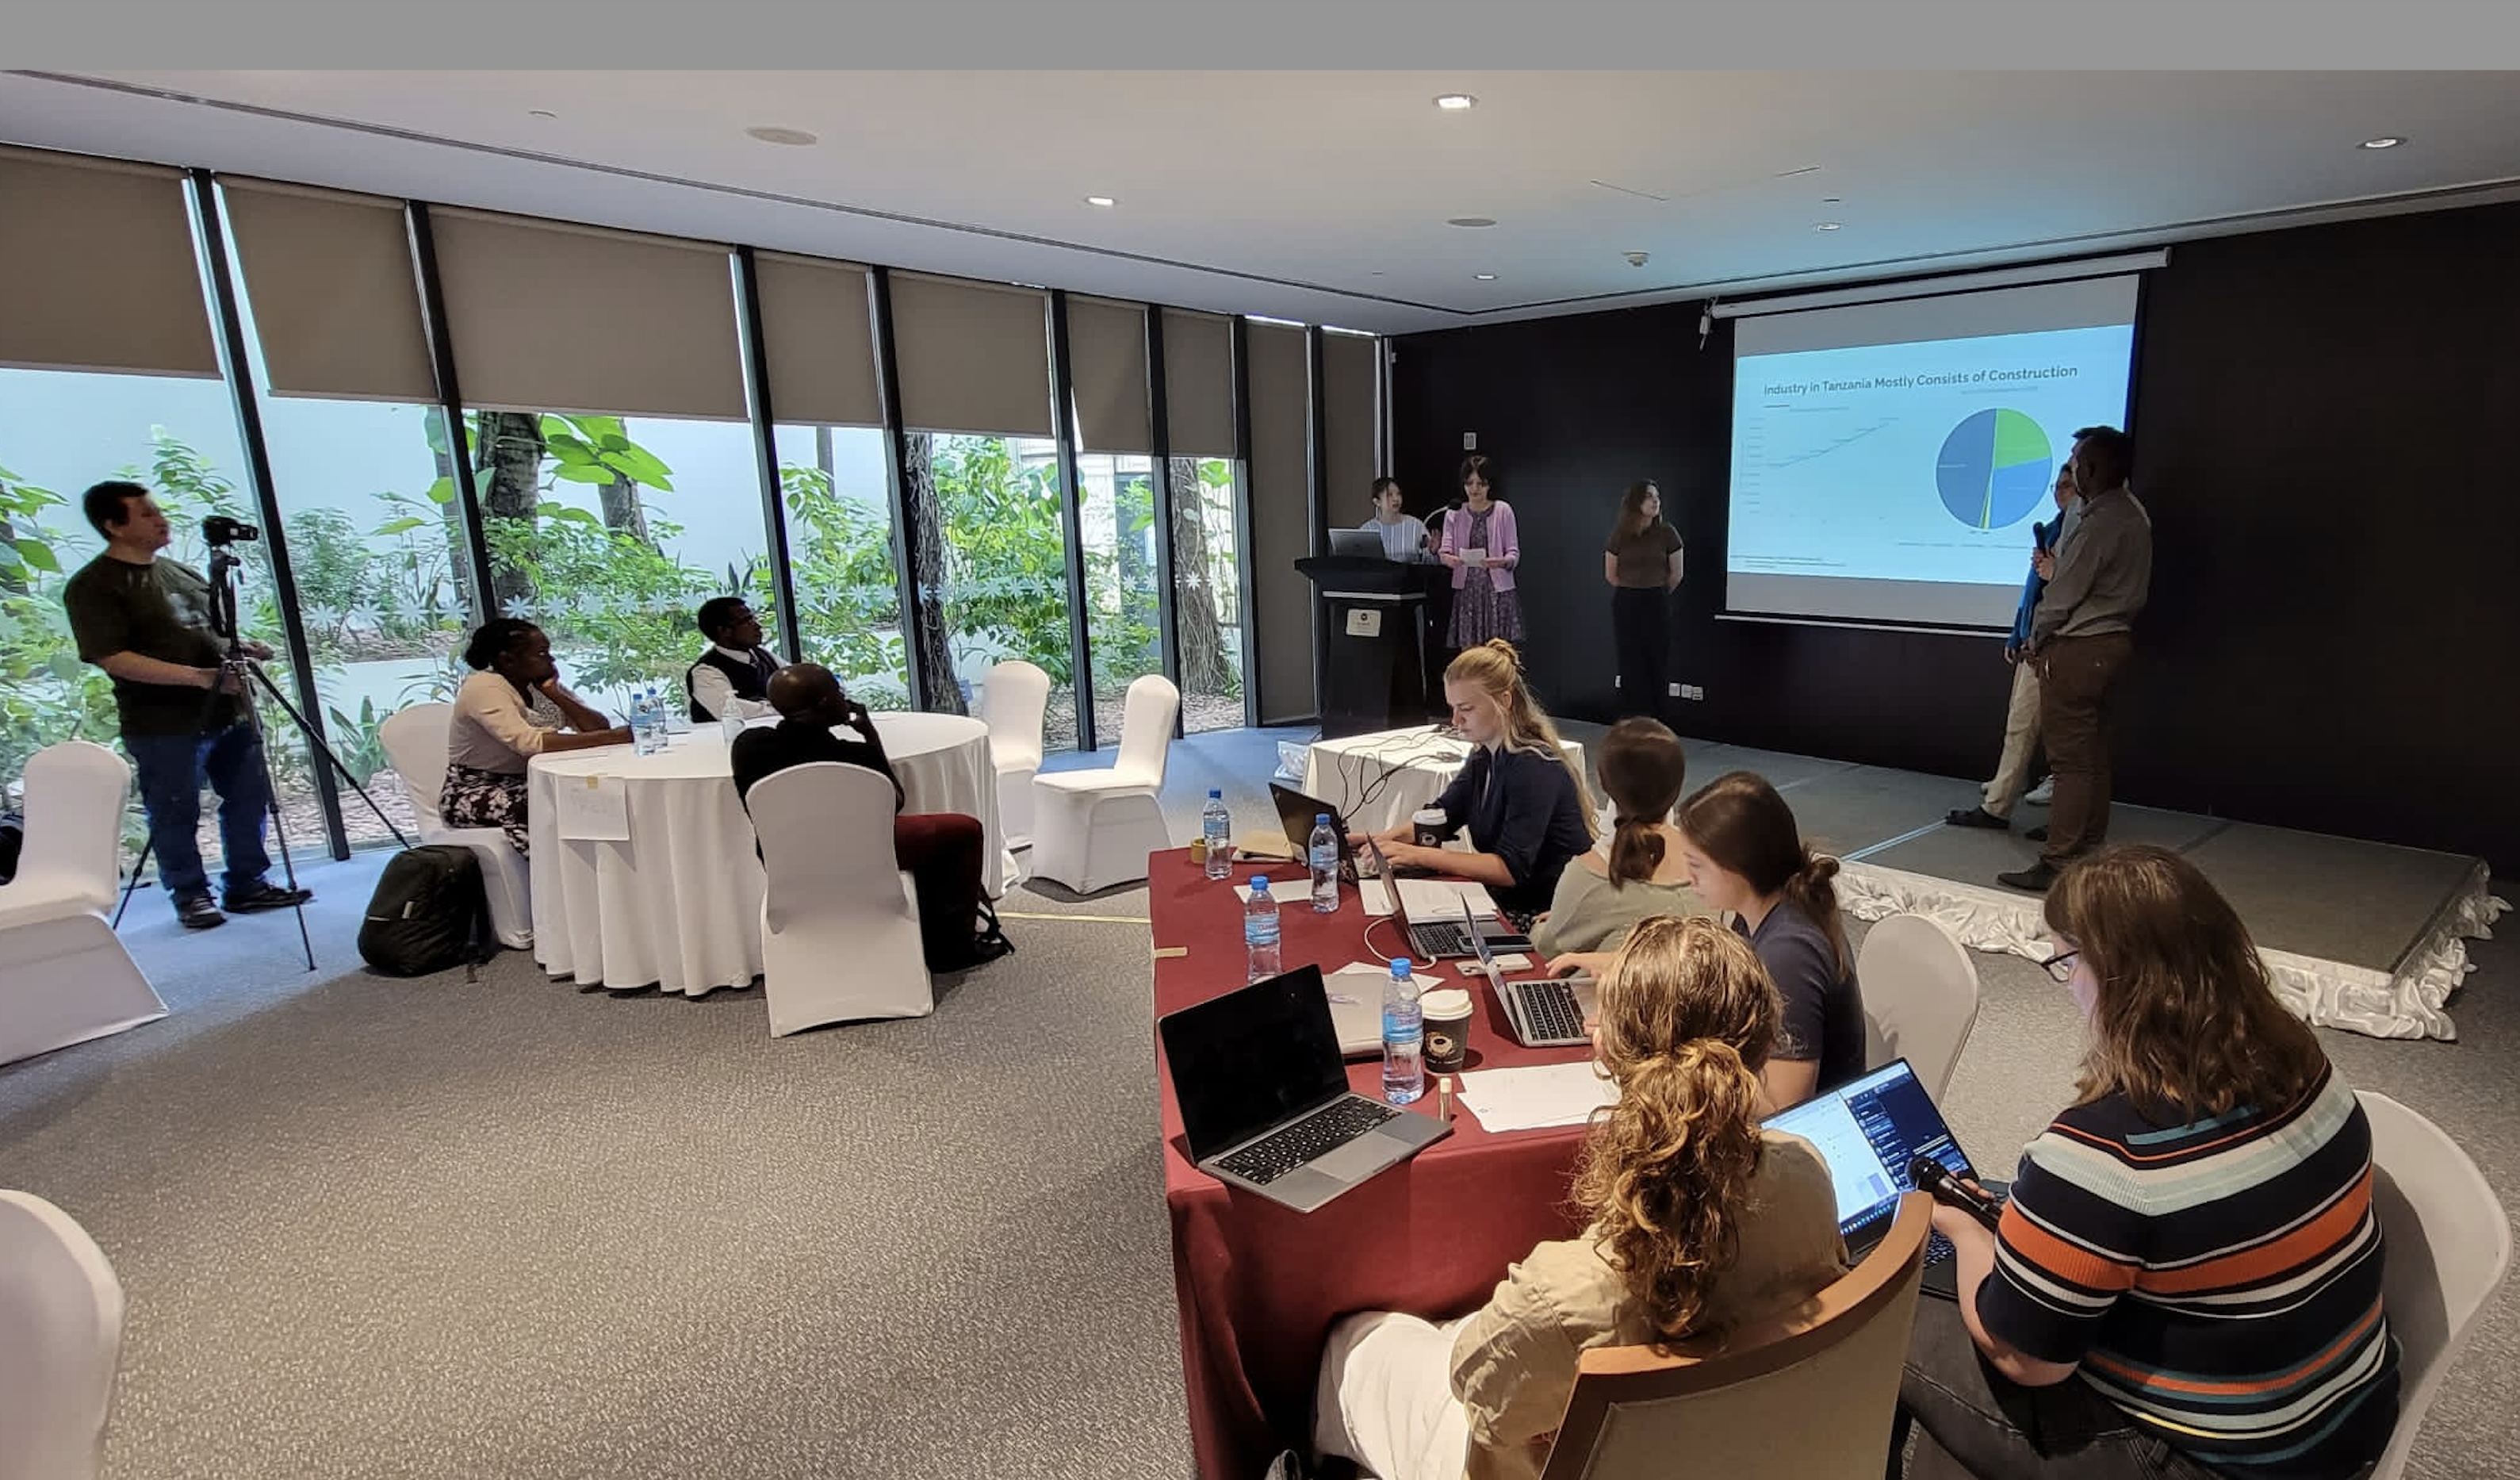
[0,1191,125,1480]
[2361,1091,2514,1479]
[982,660,1051,850]
[1028,675,1179,894]
[748,762,931,1035]
[1856,913,1981,1102]
[0,742,167,1068]
[378,702,533,949]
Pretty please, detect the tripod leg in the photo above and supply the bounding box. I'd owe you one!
[250,666,415,850]
[113,836,154,930]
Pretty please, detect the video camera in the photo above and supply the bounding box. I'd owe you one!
[202,515,259,546]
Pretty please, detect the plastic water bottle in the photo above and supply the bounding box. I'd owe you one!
[630,690,657,755]
[1243,876,1282,984]
[1202,789,1233,880]
[1382,958,1425,1104]
[1308,813,1340,914]
[647,688,670,749]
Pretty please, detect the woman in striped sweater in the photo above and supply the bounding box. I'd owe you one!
[1898,844,2399,1480]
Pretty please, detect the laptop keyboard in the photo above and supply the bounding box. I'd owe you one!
[1216,1098,1402,1186]
[1514,978,1587,1043]
[1414,922,1473,957]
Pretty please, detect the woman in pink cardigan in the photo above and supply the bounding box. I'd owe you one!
[1438,454,1523,648]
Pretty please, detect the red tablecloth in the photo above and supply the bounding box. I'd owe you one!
[1150,849,1595,1480]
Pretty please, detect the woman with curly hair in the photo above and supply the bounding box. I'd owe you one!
[1311,915,1848,1480]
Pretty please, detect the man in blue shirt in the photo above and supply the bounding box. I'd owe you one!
[1946,465,2081,832]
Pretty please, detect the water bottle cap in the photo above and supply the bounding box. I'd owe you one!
[1250,876,1269,891]
[1208,788,1221,799]
[1389,957,1411,975]
[1316,813,1331,824]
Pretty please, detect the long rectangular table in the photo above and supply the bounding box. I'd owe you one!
[1148,847,1595,1479]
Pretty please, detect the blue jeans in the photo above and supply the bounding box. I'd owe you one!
[125,723,274,905]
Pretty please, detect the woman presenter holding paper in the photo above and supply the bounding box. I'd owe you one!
[1438,454,1523,652]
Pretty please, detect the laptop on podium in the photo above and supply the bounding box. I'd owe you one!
[1160,965,1451,1214]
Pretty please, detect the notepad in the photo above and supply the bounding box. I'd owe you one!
[1392,877,1499,921]
[1453,1061,1620,1133]
[552,773,630,842]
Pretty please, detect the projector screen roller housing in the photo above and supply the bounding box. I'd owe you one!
[1725,274,2139,630]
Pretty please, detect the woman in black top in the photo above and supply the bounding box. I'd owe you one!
[1603,480,1683,719]
[1351,639,1596,923]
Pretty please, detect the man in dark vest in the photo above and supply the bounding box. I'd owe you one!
[685,596,782,723]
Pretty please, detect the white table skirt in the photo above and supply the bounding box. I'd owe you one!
[1303,726,1591,840]
[528,712,1015,995]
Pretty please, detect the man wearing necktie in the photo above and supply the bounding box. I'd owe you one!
[685,596,783,723]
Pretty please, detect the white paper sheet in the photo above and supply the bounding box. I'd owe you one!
[1453,1060,1619,1133]
[552,772,630,842]
[1460,546,1488,569]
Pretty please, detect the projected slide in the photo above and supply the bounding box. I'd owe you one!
[1724,274,2139,629]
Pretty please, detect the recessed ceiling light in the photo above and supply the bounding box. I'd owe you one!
[1474,273,1498,281]
[1446,217,1497,228]
[527,109,557,121]
[1821,196,1842,205]
[1084,195,1116,208]
[1814,221,1843,232]
[2358,136,2406,150]
[1434,94,1477,111]
[745,126,818,147]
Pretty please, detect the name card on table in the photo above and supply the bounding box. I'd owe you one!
[553,773,630,842]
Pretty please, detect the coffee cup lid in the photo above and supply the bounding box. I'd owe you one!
[1414,807,1448,822]
[1420,987,1474,1017]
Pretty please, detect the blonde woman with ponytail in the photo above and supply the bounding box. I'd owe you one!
[1351,639,1599,926]
[1530,718,1708,959]
[1312,916,1847,1480]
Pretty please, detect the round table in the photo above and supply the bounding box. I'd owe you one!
[527,712,1016,995]
[1302,726,1590,840]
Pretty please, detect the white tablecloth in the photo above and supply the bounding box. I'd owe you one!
[528,712,1015,995]
[1302,726,1591,839]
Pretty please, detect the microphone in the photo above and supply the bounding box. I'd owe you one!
[1909,1155,2004,1233]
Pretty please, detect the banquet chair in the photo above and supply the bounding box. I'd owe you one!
[1538,1193,1930,1480]
[378,703,533,949]
[982,659,1051,852]
[749,761,931,1035]
[0,1190,126,1480]
[0,742,167,1070]
[1028,674,1179,894]
[2359,1091,2511,1480]
[1855,913,1981,1102]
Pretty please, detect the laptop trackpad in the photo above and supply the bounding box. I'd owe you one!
[1312,1133,1408,1183]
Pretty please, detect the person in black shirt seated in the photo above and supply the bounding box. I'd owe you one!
[685,596,782,723]
[730,664,1007,970]
[1350,638,1597,925]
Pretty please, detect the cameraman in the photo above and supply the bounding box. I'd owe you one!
[62,481,311,930]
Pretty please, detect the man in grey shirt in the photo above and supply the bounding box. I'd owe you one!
[1999,427,2150,892]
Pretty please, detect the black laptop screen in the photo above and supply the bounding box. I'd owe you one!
[1161,966,1353,1161]
[1761,1060,1974,1239]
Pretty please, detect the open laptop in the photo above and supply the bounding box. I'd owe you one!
[1365,838,1531,960]
[1266,783,1359,880]
[1328,527,1388,559]
[1160,965,1452,1214]
[1761,1059,2005,1280]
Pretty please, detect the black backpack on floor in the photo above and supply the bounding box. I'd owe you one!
[358,845,492,978]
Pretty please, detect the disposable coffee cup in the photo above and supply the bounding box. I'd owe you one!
[1421,987,1475,1075]
[1412,807,1450,849]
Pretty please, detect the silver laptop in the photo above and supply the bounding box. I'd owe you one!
[1328,527,1388,559]
[1365,838,1531,960]
[1461,903,1597,1048]
[1160,965,1451,1214]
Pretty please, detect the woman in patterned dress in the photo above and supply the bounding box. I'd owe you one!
[1438,454,1525,651]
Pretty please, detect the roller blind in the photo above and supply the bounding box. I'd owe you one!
[0,146,218,378]
[1321,332,1381,508]
[753,252,880,428]
[430,207,746,420]
[1065,296,1151,454]
[888,272,1051,436]
[1245,321,1315,725]
[220,178,435,402]
[1162,309,1235,458]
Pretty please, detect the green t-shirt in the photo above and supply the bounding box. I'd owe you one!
[62,553,240,737]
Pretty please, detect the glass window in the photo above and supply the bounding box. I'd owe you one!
[1169,455,1247,733]
[914,432,1080,753]
[0,366,312,859]
[771,424,910,709]
[1078,452,1163,749]
[473,411,776,726]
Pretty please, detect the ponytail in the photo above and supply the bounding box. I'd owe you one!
[1783,849,1852,980]
[1599,718,1687,888]
[1607,815,1668,888]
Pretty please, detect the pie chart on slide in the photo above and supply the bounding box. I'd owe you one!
[1935,409,2053,530]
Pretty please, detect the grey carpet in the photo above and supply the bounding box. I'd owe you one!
[2,727,2512,1478]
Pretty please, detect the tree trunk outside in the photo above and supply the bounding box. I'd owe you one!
[599,470,653,548]
[901,433,963,715]
[476,411,545,615]
[1169,458,1230,692]
[425,412,479,621]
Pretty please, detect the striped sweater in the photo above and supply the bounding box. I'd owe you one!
[1979,1064,2400,1478]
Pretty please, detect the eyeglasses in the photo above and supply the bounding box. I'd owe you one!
[2041,949,2081,985]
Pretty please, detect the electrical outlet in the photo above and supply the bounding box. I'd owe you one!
[1461,431,1477,450]
[1681,684,1706,701]
[1666,682,1683,696]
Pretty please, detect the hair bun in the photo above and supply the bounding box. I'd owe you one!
[1802,850,1840,884]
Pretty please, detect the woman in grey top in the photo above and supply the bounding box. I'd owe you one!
[1530,718,1708,959]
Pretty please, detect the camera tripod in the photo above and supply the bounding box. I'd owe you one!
[110,531,413,971]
